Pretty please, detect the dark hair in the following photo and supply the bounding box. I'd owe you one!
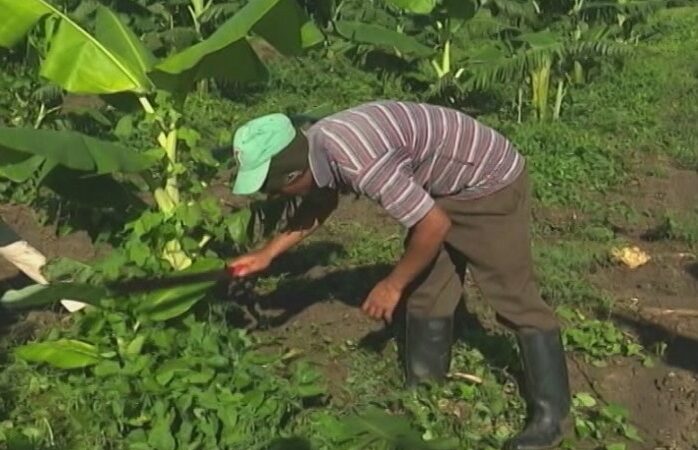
[260,130,310,194]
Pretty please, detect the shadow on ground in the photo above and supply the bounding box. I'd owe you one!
[612,311,698,373]
[226,240,519,375]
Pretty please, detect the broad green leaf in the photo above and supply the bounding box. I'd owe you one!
[253,0,319,55]
[155,359,190,385]
[574,392,597,408]
[226,208,252,244]
[137,282,207,321]
[0,0,52,47]
[0,128,155,173]
[301,21,325,48]
[148,417,176,450]
[94,360,122,377]
[342,407,458,449]
[0,0,153,93]
[16,339,101,369]
[126,335,146,356]
[135,263,220,321]
[1,283,107,309]
[334,21,434,57]
[154,0,276,73]
[385,0,436,14]
[0,154,45,182]
[95,6,157,74]
[153,0,315,89]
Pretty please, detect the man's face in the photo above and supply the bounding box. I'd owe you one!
[276,170,314,197]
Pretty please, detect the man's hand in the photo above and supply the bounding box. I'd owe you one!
[227,249,273,277]
[361,278,403,323]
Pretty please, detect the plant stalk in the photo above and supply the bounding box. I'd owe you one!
[553,79,565,120]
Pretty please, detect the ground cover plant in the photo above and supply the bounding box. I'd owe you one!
[0,0,697,449]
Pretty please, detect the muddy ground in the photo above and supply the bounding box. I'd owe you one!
[0,165,696,449]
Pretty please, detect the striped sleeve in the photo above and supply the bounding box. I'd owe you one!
[355,148,435,228]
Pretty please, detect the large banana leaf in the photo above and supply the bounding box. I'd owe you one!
[0,154,45,182]
[1,283,107,310]
[95,6,157,74]
[152,0,320,88]
[135,258,223,321]
[0,0,153,94]
[334,21,435,58]
[0,127,155,174]
[16,339,102,369]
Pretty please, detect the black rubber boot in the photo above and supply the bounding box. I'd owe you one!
[404,314,453,387]
[505,328,571,450]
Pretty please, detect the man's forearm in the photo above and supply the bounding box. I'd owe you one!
[261,222,319,259]
[385,206,451,291]
[261,188,338,260]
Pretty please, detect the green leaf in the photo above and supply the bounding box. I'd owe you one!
[0,282,107,309]
[156,359,189,385]
[226,208,252,244]
[574,392,597,408]
[114,115,134,138]
[94,360,122,377]
[95,6,157,74]
[342,407,457,449]
[126,335,146,356]
[136,282,209,321]
[334,21,434,57]
[135,259,222,321]
[0,0,154,93]
[148,417,176,450]
[16,339,101,369]
[252,0,317,55]
[385,0,436,14]
[605,444,626,450]
[0,0,52,47]
[0,154,45,182]
[154,0,311,89]
[0,128,155,173]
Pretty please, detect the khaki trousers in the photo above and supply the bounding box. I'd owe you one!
[404,168,558,331]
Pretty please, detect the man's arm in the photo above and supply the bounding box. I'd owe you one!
[230,189,338,275]
[361,204,451,321]
[386,204,451,291]
[262,188,338,258]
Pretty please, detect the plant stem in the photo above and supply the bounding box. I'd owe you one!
[553,79,565,120]
[531,59,551,121]
[517,87,523,124]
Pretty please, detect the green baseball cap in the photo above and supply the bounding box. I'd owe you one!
[232,113,296,195]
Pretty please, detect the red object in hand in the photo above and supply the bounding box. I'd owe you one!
[227,264,247,277]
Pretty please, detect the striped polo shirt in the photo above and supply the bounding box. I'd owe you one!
[305,100,524,228]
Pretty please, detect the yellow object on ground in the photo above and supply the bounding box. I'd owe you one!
[610,246,651,269]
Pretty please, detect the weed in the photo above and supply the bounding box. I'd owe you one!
[557,306,651,366]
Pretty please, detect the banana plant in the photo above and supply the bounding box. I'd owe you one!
[328,0,478,80]
[0,0,323,267]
